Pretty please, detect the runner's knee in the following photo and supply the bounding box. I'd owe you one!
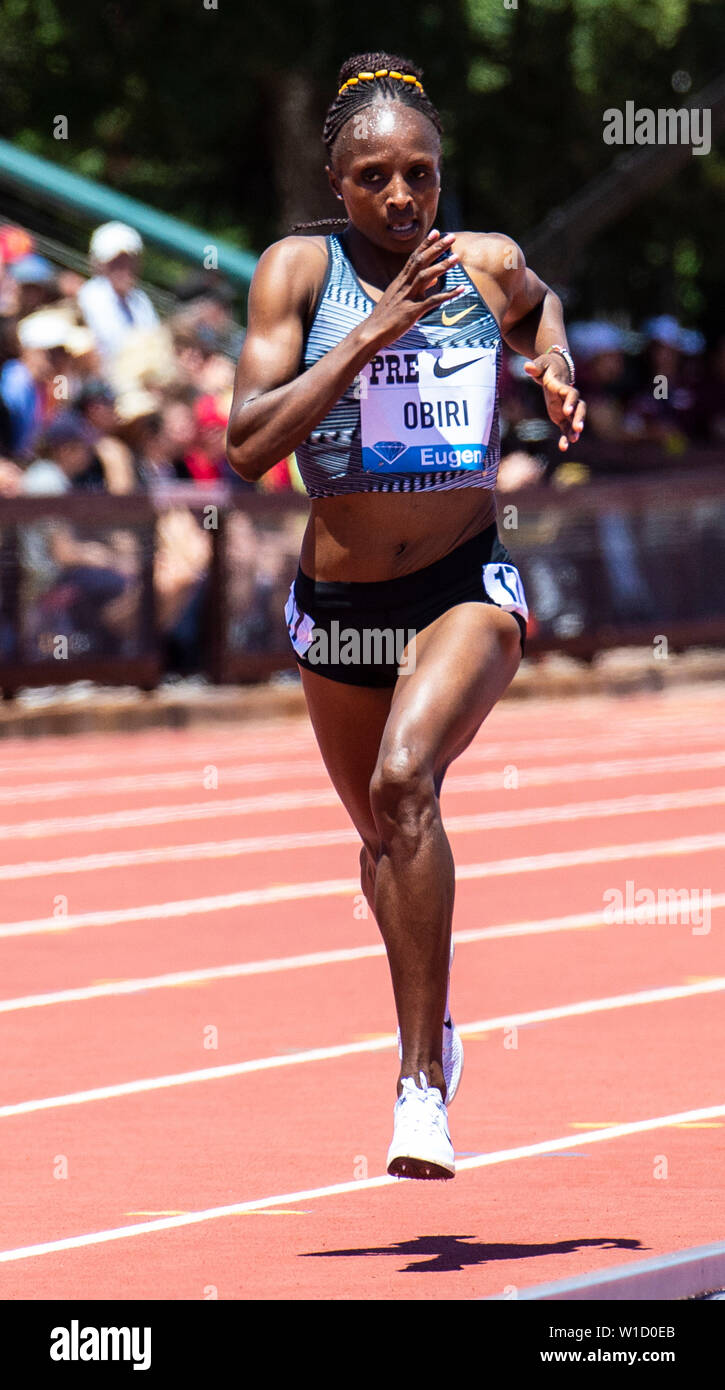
[369,744,437,845]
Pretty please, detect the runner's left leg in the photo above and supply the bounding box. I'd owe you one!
[368,602,522,1098]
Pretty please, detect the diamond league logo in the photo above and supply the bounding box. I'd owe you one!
[371,440,407,465]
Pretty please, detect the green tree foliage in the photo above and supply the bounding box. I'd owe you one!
[0,0,721,332]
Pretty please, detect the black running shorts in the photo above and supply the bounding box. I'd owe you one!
[284,522,528,688]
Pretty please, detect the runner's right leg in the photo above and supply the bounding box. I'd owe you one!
[298,666,392,913]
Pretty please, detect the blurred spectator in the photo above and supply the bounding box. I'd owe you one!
[691,335,725,445]
[496,451,546,493]
[0,354,13,455]
[22,411,100,496]
[184,394,228,483]
[74,379,136,494]
[0,225,34,319]
[256,454,308,493]
[9,254,58,317]
[567,321,632,443]
[624,316,705,448]
[56,268,86,301]
[61,324,104,396]
[176,270,236,331]
[114,392,185,488]
[225,512,302,655]
[499,350,556,466]
[170,312,236,394]
[175,270,244,362]
[19,412,134,657]
[0,312,63,456]
[109,322,178,396]
[194,393,257,490]
[0,226,33,265]
[161,390,199,479]
[154,508,212,673]
[77,222,159,362]
[0,457,23,496]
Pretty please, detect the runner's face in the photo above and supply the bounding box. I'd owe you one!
[328,103,441,254]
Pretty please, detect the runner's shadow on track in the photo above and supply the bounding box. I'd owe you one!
[300,1235,645,1274]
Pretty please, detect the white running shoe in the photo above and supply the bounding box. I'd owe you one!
[386,1072,455,1180]
[396,938,464,1104]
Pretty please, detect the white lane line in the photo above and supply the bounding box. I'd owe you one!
[1,831,723,940]
[0,790,338,841]
[4,755,725,880]
[3,779,725,844]
[2,897,724,1015]
[0,721,719,781]
[0,761,328,806]
[3,748,724,808]
[0,876,358,939]
[2,1101,724,1265]
[0,832,362,882]
[0,738,316,779]
[1,976,724,1120]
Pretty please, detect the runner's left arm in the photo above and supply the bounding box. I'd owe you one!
[469,233,586,451]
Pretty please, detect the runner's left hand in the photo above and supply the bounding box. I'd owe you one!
[523,353,586,451]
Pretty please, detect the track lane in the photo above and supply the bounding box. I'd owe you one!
[0,906,723,1102]
[0,836,721,1000]
[1,687,723,1299]
[1,992,724,1297]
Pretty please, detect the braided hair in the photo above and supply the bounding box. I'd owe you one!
[292,52,443,234]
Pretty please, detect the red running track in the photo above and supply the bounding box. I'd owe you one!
[0,683,723,1300]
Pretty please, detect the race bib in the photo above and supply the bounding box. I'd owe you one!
[359,347,497,474]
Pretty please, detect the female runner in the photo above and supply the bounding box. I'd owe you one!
[227,52,586,1180]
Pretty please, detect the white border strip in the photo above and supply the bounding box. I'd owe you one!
[2,1103,724,1266]
[486,1239,725,1301]
[2,975,724,1120]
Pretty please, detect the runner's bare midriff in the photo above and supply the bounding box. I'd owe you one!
[300,487,497,582]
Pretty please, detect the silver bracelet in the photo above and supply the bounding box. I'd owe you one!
[546,343,576,385]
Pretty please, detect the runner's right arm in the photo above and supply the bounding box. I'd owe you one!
[226,232,464,482]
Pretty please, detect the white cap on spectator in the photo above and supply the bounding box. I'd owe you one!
[89,222,143,264]
[17,310,73,350]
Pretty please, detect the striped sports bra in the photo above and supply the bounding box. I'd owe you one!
[295,233,503,498]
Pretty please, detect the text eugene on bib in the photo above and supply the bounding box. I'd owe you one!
[358,346,497,478]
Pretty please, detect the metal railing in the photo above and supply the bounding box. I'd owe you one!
[0,137,257,289]
[1,469,724,696]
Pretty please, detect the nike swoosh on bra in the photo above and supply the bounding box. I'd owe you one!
[433,356,484,378]
[440,305,477,326]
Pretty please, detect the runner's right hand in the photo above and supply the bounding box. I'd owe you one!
[366,231,467,348]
